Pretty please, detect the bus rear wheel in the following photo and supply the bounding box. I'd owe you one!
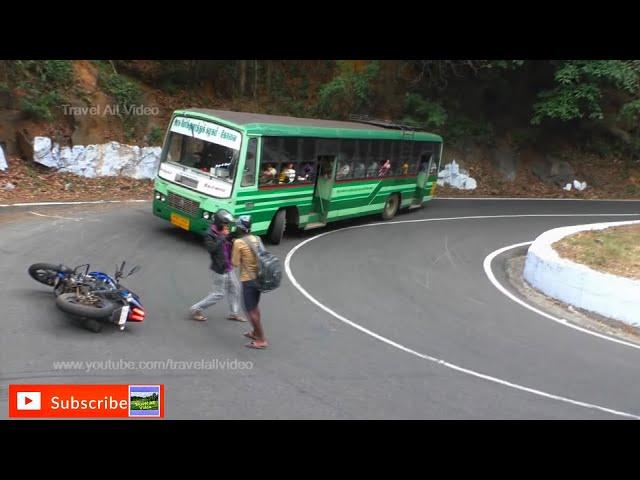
[267,209,286,245]
[382,194,400,220]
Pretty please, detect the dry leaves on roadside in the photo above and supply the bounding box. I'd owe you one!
[0,156,153,203]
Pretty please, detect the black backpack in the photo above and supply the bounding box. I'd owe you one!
[244,236,282,292]
[204,229,226,274]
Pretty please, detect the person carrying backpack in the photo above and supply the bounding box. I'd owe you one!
[231,215,275,349]
[189,209,244,322]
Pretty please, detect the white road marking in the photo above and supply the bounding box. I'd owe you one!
[284,213,640,419]
[0,200,149,208]
[438,197,640,202]
[29,211,83,221]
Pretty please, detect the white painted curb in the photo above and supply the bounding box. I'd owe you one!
[523,221,640,327]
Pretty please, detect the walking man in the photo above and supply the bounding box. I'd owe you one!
[190,209,245,322]
[231,215,268,349]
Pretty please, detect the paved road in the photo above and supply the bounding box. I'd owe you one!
[2,199,640,419]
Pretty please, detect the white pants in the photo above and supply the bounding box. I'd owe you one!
[190,270,241,316]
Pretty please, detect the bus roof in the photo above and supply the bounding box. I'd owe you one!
[174,108,443,142]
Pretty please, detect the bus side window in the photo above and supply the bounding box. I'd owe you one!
[242,138,257,187]
[298,138,318,184]
[407,141,419,175]
[407,159,418,175]
[317,156,336,179]
[365,140,380,177]
[336,139,355,180]
[353,140,368,179]
[366,159,378,177]
[259,137,279,186]
[388,158,401,176]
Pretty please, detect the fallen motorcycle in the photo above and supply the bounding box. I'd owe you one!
[27,261,145,332]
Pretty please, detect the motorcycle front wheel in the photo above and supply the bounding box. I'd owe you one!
[56,293,116,319]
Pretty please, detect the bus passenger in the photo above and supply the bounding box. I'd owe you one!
[353,162,366,178]
[378,159,391,177]
[336,162,351,180]
[260,164,277,184]
[279,163,296,184]
[301,163,315,181]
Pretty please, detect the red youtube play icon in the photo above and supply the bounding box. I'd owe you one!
[17,391,41,410]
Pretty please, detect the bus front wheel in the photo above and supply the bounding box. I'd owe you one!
[267,209,286,245]
[382,194,400,220]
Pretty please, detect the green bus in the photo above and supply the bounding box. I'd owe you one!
[152,109,443,244]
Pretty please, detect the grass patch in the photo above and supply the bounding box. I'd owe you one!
[553,224,640,280]
[625,184,640,196]
[147,125,164,145]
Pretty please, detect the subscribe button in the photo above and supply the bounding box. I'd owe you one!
[9,384,164,418]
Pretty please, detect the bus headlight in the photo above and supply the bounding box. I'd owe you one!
[155,192,161,200]
[203,212,211,220]
[160,195,166,202]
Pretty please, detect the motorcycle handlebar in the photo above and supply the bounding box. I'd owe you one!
[73,264,90,275]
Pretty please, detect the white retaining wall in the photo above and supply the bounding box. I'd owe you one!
[523,220,640,327]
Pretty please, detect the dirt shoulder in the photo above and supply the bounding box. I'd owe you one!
[0,155,153,204]
[2,146,640,205]
[436,152,640,200]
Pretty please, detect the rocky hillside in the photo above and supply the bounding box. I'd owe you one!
[1,60,640,202]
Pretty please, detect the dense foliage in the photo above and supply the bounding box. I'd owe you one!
[1,60,640,156]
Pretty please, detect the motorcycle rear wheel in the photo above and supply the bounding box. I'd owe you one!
[56,293,117,319]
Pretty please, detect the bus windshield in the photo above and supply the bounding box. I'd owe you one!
[159,116,242,198]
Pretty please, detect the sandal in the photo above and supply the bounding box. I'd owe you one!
[243,331,257,340]
[245,341,268,350]
[227,314,247,322]
[191,310,207,321]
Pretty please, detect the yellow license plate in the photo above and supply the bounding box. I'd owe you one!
[170,213,190,230]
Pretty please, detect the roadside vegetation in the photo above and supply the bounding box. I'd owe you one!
[553,224,640,280]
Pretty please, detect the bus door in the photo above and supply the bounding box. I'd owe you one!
[312,155,337,223]
[414,152,434,205]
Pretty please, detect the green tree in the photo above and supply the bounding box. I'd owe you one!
[532,60,640,124]
[317,61,381,118]
[5,60,74,120]
[402,93,447,128]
